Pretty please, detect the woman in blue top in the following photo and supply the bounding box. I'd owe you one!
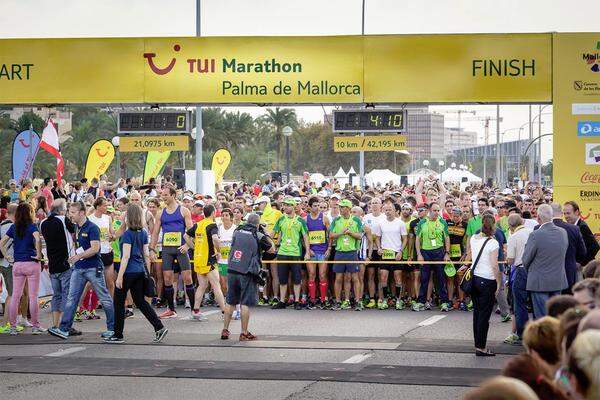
[0,203,44,335]
[105,203,167,344]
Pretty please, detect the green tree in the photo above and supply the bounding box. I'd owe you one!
[260,107,297,170]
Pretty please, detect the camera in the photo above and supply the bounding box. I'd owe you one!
[253,268,268,286]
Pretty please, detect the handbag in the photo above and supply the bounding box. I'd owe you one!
[459,237,491,295]
[135,230,157,298]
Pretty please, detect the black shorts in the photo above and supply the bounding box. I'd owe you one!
[367,251,381,268]
[276,255,302,285]
[262,252,277,262]
[226,271,257,306]
[101,251,114,267]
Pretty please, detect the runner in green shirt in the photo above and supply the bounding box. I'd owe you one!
[272,198,310,310]
[329,199,364,310]
[413,203,451,312]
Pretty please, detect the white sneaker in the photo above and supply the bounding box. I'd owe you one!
[9,327,18,336]
[31,327,47,335]
[232,310,241,320]
[18,317,33,328]
[191,311,208,322]
[185,298,191,309]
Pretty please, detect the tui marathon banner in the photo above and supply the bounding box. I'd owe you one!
[12,129,40,184]
[143,150,171,183]
[211,148,232,184]
[84,139,115,181]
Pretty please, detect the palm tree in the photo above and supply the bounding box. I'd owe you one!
[260,107,297,170]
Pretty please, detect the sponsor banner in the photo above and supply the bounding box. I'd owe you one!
[12,129,40,183]
[1,34,551,104]
[554,33,600,235]
[333,135,407,152]
[143,150,171,183]
[211,148,232,184]
[84,139,115,181]
[119,135,189,152]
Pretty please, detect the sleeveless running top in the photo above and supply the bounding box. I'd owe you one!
[306,212,328,253]
[160,205,185,247]
[88,214,111,254]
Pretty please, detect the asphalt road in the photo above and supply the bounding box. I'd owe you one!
[0,304,518,400]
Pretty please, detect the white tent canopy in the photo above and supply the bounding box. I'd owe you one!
[365,169,401,186]
[440,168,482,182]
[309,173,327,184]
[407,168,439,185]
[334,167,347,178]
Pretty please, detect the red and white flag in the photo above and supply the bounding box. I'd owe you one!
[40,118,64,184]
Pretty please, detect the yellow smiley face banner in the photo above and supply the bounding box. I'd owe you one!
[84,139,115,182]
[211,148,232,184]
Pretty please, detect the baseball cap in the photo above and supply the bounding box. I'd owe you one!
[331,193,341,200]
[194,200,204,207]
[417,203,429,210]
[8,179,16,186]
[401,202,412,209]
[256,195,270,204]
[451,206,462,214]
[183,194,193,201]
[502,188,513,195]
[339,199,352,208]
[283,198,297,206]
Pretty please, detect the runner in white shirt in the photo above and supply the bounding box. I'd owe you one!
[362,197,386,309]
[374,203,408,310]
[88,197,115,297]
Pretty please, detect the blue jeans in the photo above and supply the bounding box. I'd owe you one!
[418,248,449,304]
[530,290,561,320]
[59,267,114,332]
[50,270,72,313]
[511,266,529,337]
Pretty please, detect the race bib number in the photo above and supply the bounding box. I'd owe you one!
[382,249,396,260]
[309,230,326,245]
[450,244,462,258]
[430,239,437,247]
[220,246,231,259]
[163,232,182,247]
[99,227,109,242]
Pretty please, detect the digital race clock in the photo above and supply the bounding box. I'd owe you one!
[118,111,191,134]
[332,109,407,133]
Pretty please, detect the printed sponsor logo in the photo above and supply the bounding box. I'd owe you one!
[578,121,600,136]
[585,143,600,165]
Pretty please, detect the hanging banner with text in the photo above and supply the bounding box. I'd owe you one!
[0,34,551,104]
[333,135,407,152]
[119,135,189,152]
[553,33,600,236]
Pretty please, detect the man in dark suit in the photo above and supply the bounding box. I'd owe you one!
[564,201,600,266]
[551,204,587,292]
[522,204,569,319]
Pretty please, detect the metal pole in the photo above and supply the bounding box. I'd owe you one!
[285,136,290,183]
[483,119,488,184]
[195,0,203,194]
[359,0,366,188]
[517,128,522,183]
[496,105,500,187]
[115,148,120,182]
[528,105,533,181]
[537,105,542,184]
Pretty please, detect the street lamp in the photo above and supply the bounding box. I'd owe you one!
[282,125,293,183]
[438,160,445,180]
[111,136,120,181]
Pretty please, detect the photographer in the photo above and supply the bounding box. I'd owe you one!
[221,213,274,341]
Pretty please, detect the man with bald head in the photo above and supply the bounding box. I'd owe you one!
[522,204,569,319]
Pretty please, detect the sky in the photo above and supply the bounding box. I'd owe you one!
[3,0,600,162]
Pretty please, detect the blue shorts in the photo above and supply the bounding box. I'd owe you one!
[333,251,359,274]
[310,253,326,262]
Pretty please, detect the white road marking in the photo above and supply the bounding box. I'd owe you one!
[418,315,447,327]
[342,352,373,364]
[45,346,86,357]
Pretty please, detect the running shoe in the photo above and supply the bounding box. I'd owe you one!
[125,309,134,319]
[191,310,208,321]
[220,329,230,340]
[74,311,83,323]
[467,300,473,311]
[440,303,451,312]
[9,327,18,336]
[257,297,266,306]
[503,333,522,346]
[271,301,287,310]
[355,301,364,311]
[395,299,405,310]
[91,310,101,320]
[155,299,166,309]
[340,300,351,310]
[365,299,376,309]
[501,314,512,323]
[100,330,115,339]
[81,310,91,320]
[377,300,389,310]
[232,310,241,320]
[159,309,178,319]
[269,297,279,306]
[293,302,302,310]
[185,298,191,309]
[68,328,82,336]
[411,302,425,312]
[31,327,47,335]
[48,326,69,340]
[153,327,169,343]
[0,323,10,334]
[104,336,124,344]
[19,317,34,327]
[331,301,341,311]
[424,302,432,310]
[239,332,257,341]
[459,301,467,311]
[323,299,332,310]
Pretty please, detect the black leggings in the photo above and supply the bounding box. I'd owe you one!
[113,272,163,339]
[472,276,497,350]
